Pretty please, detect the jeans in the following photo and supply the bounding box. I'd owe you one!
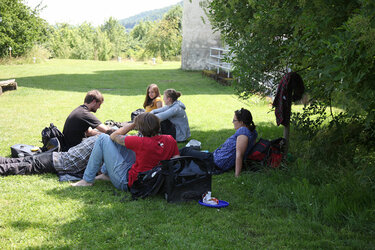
[83,134,136,191]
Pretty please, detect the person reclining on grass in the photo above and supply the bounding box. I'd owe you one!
[62,90,110,150]
[179,108,258,177]
[0,136,98,177]
[71,112,180,191]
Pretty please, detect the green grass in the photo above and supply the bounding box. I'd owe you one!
[0,59,374,249]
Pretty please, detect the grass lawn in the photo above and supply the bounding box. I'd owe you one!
[0,59,374,248]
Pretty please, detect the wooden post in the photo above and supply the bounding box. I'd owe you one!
[283,102,292,156]
[283,124,290,156]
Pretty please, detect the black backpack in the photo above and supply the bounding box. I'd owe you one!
[247,137,285,168]
[162,156,212,203]
[130,165,166,200]
[130,156,213,202]
[131,108,145,121]
[41,123,66,152]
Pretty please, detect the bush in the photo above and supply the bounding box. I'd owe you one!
[287,116,375,231]
[0,45,50,65]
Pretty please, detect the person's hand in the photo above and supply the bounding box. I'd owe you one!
[105,128,116,135]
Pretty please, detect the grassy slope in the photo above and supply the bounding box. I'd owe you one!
[0,60,373,249]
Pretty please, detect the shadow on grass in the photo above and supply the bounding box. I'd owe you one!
[10,69,231,96]
[188,122,284,150]
[35,125,285,248]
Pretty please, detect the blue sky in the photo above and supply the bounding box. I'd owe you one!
[25,0,182,26]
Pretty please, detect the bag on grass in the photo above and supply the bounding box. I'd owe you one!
[41,123,65,152]
[162,156,213,203]
[130,165,166,200]
[10,144,40,158]
[247,137,285,168]
[130,108,145,121]
[130,156,213,202]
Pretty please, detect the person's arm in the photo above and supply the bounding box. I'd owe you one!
[85,124,109,137]
[110,122,136,146]
[235,135,249,177]
[153,106,177,121]
[150,105,168,115]
[156,100,163,109]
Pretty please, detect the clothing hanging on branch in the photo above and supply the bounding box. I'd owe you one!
[273,72,305,126]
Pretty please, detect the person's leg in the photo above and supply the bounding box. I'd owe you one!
[179,147,213,162]
[95,164,110,181]
[101,144,135,191]
[0,152,54,175]
[179,147,221,173]
[72,134,135,190]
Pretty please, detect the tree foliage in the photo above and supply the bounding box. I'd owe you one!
[144,5,182,60]
[0,0,48,57]
[101,17,129,58]
[205,0,375,132]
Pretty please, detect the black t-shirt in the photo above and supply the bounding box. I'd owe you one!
[62,105,102,149]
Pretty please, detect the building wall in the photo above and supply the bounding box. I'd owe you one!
[181,0,221,70]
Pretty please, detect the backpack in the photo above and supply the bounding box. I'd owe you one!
[162,156,212,203]
[130,165,166,200]
[131,108,145,121]
[41,123,65,152]
[130,156,213,202]
[247,137,285,168]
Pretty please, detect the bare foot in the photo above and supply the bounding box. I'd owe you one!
[71,179,93,187]
[95,174,110,181]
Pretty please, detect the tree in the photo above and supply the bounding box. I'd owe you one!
[101,17,128,58]
[131,21,153,43]
[0,0,48,57]
[205,0,375,133]
[144,5,182,60]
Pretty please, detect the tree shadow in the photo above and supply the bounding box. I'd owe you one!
[7,69,231,96]
[36,125,285,248]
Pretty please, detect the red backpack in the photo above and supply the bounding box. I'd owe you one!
[247,138,285,168]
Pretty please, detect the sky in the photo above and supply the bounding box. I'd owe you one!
[25,0,182,26]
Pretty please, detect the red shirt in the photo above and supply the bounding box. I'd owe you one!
[125,135,179,188]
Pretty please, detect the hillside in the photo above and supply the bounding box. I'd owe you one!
[119,1,183,30]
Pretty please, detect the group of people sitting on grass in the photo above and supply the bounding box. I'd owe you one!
[0,84,258,192]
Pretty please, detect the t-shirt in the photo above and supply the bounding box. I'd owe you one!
[213,127,257,171]
[125,134,179,188]
[145,97,162,112]
[62,105,102,149]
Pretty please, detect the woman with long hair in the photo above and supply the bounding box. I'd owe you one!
[180,108,257,177]
[143,83,163,112]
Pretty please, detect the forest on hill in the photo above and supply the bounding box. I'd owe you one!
[119,1,183,30]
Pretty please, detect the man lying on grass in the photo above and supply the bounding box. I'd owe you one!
[180,108,258,177]
[0,136,97,177]
[71,112,180,191]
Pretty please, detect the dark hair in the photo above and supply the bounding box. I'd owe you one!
[84,90,104,104]
[164,89,181,102]
[143,84,161,108]
[235,108,256,131]
[135,112,160,137]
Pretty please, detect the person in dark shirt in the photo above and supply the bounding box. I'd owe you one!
[63,90,109,149]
